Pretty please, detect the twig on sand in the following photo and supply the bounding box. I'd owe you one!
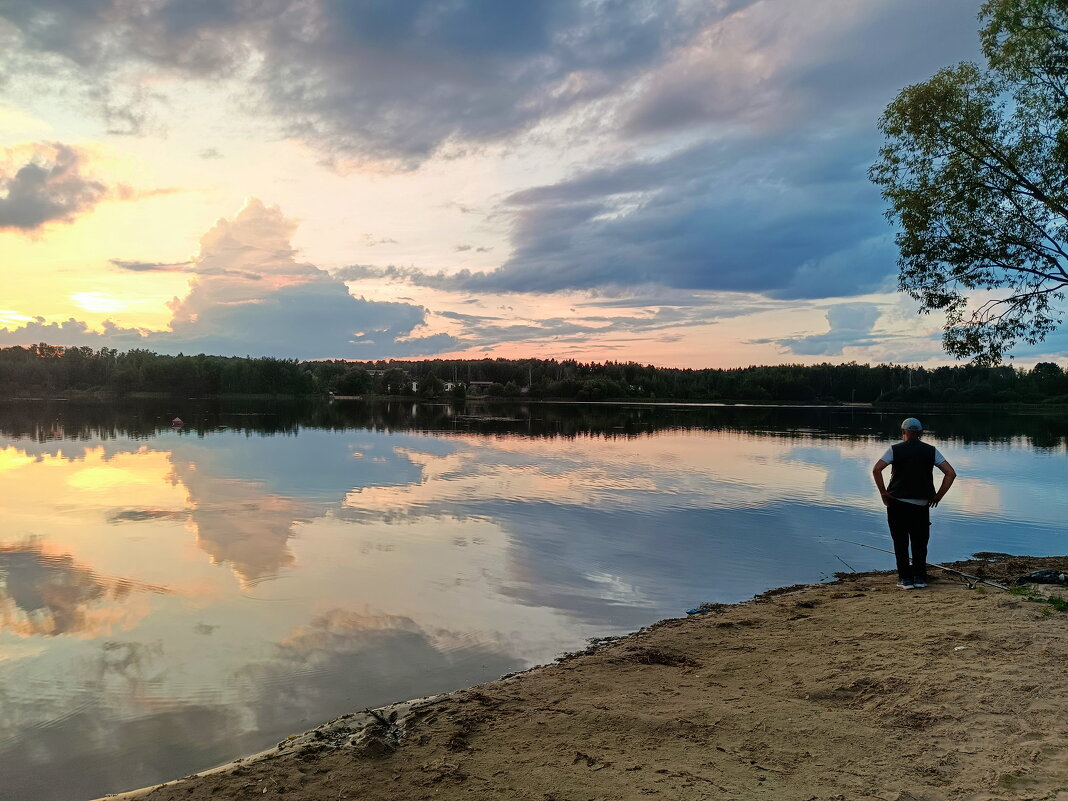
[364,708,391,727]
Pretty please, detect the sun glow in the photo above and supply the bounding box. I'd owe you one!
[0,310,34,327]
[70,292,127,313]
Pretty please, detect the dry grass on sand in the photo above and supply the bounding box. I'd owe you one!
[105,556,1068,801]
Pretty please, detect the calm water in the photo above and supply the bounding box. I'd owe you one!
[0,400,1065,800]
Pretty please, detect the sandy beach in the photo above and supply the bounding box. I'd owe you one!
[99,555,1068,801]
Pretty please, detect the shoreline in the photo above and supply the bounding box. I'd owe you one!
[6,394,1068,412]
[94,555,1068,801]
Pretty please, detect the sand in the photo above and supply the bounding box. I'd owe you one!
[99,556,1068,801]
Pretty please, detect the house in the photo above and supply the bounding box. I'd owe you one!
[411,379,461,393]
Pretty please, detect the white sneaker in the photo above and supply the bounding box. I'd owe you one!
[896,580,916,590]
[913,579,928,589]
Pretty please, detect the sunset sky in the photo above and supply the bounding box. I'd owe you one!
[1,0,1062,367]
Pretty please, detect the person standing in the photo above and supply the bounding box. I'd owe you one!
[872,417,957,589]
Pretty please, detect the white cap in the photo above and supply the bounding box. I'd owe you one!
[900,417,923,432]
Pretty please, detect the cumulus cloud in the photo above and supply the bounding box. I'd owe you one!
[0,142,108,230]
[757,302,883,356]
[0,0,753,163]
[0,200,458,358]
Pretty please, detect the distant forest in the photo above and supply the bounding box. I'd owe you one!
[2,344,1067,404]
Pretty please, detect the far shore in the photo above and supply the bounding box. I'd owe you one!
[6,393,1068,412]
[95,555,1068,801]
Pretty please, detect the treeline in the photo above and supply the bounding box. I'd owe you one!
[2,344,1068,404]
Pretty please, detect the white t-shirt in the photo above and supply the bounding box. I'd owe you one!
[880,446,946,505]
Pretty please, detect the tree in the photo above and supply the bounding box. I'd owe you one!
[417,373,444,397]
[336,366,371,395]
[871,0,1068,365]
[378,368,409,395]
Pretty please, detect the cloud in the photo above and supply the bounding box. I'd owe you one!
[320,1,978,303]
[0,0,756,163]
[432,301,756,351]
[109,259,192,272]
[756,302,883,356]
[0,199,459,358]
[0,317,153,349]
[339,136,898,299]
[0,0,994,359]
[622,0,981,138]
[0,142,108,230]
[361,234,398,247]
[326,1,981,304]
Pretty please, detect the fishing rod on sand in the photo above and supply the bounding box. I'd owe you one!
[835,538,1009,591]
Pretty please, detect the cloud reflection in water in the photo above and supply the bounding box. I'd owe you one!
[0,405,1064,801]
[0,540,168,638]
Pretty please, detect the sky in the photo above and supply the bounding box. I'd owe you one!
[0,0,1063,368]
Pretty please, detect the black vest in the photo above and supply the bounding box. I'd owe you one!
[887,439,937,500]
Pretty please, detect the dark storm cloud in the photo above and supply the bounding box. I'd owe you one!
[0,142,108,230]
[341,136,897,299]
[0,0,754,162]
[336,1,981,301]
[498,140,896,298]
[470,0,983,299]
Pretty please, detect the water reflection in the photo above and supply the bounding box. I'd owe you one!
[0,540,168,637]
[3,396,1068,447]
[238,607,520,738]
[0,400,1064,800]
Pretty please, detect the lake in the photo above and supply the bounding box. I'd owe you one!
[0,399,1064,800]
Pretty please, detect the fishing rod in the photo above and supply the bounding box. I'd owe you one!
[835,538,1010,591]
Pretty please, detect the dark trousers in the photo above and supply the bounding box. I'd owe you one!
[887,500,930,582]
